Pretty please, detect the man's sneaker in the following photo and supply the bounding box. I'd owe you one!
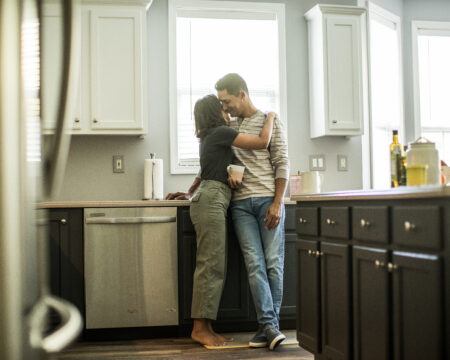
[249,326,268,348]
[265,327,286,350]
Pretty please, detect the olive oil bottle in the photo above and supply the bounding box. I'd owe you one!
[390,130,402,187]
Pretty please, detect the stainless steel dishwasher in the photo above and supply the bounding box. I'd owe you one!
[84,207,178,329]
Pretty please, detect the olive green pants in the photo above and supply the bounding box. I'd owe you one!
[190,180,231,320]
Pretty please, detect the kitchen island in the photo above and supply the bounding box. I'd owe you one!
[291,185,449,360]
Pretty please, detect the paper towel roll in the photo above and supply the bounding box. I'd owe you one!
[144,158,164,200]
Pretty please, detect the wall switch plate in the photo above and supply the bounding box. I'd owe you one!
[113,155,124,173]
[309,154,326,171]
[337,154,348,171]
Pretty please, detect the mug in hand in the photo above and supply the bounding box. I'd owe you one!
[227,164,245,183]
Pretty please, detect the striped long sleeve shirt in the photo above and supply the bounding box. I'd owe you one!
[230,110,289,201]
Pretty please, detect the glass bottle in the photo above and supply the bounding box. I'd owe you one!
[390,130,402,188]
[399,145,407,186]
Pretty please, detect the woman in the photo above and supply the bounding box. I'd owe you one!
[189,94,275,347]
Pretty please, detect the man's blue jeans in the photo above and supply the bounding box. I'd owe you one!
[230,197,285,329]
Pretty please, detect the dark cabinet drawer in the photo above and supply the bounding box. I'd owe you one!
[320,207,349,239]
[285,205,296,231]
[296,207,318,236]
[352,206,389,244]
[392,206,441,250]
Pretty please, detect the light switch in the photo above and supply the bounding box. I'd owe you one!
[337,154,348,171]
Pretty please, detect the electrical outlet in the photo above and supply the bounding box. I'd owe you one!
[337,154,348,171]
[113,155,124,173]
[309,154,326,171]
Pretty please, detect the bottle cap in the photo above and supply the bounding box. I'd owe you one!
[393,129,398,135]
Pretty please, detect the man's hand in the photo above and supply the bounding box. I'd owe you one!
[264,201,282,230]
[165,192,191,200]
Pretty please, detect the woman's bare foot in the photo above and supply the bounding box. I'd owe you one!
[192,319,225,347]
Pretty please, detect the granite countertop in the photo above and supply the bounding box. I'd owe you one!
[290,185,450,202]
[38,197,296,208]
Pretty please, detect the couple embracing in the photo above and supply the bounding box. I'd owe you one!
[166,73,289,351]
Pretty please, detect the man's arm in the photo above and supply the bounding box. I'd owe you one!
[264,115,290,230]
[165,176,201,200]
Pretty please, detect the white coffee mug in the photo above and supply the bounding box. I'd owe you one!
[227,164,245,182]
[300,171,323,194]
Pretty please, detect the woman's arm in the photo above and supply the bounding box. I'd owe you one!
[232,112,276,150]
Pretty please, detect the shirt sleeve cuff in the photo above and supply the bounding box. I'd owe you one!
[275,167,290,180]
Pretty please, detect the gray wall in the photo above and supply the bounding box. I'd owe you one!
[402,0,450,143]
[57,0,371,201]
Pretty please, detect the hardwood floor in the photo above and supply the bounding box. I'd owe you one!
[50,331,313,360]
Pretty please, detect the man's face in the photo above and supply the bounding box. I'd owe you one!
[217,89,244,118]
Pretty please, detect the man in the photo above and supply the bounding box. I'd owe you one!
[166,73,289,350]
[215,73,289,350]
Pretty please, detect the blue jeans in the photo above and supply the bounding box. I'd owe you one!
[230,197,285,329]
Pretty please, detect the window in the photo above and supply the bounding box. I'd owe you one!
[169,0,286,174]
[413,21,450,164]
[366,3,404,189]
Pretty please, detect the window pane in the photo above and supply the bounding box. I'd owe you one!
[176,16,280,165]
[369,15,402,189]
[418,35,450,128]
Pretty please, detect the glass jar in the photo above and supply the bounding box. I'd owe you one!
[406,137,440,185]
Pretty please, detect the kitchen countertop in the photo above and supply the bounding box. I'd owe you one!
[38,197,296,208]
[291,185,450,202]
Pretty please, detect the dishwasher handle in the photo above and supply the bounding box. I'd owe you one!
[86,216,176,224]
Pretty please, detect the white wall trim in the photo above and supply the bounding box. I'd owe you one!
[362,1,404,189]
[411,20,450,141]
[168,0,287,174]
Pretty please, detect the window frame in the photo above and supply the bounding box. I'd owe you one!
[411,20,450,139]
[361,1,404,189]
[168,0,287,174]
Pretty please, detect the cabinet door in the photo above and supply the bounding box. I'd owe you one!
[297,239,320,354]
[41,4,81,131]
[392,252,443,360]
[280,233,298,320]
[321,242,351,360]
[326,15,362,131]
[90,8,143,130]
[353,246,389,360]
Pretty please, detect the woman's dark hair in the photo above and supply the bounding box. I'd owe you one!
[215,73,248,96]
[194,94,226,139]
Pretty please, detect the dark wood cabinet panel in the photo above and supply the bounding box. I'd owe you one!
[392,252,443,360]
[352,206,388,244]
[296,239,321,354]
[320,207,349,239]
[296,207,319,236]
[320,242,351,360]
[353,246,390,360]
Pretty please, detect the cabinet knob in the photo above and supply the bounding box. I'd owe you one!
[360,218,371,228]
[299,217,308,224]
[387,262,398,272]
[326,218,336,225]
[404,221,415,232]
[332,119,338,124]
[60,218,67,225]
[314,251,323,258]
[374,260,385,269]
[307,249,313,256]
[93,118,98,123]
[74,118,80,123]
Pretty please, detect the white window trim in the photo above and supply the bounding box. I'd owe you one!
[168,0,287,174]
[411,20,450,139]
[361,1,404,189]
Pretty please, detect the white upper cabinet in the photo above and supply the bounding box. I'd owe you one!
[305,5,367,138]
[42,1,150,135]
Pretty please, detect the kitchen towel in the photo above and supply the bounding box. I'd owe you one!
[144,158,163,200]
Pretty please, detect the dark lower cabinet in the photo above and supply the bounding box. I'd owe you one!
[296,197,448,360]
[178,204,297,329]
[48,209,84,324]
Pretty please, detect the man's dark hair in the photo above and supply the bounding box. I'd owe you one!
[215,73,248,96]
[194,94,227,139]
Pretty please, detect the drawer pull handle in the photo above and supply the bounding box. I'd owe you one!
[374,260,385,269]
[387,262,398,272]
[60,219,67,225]
[326,218,336,225]
[404,221,416,232]
[307,249,314,256]
[314,251,323,258]
[360,218,371,228]
[299,218,308,224]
